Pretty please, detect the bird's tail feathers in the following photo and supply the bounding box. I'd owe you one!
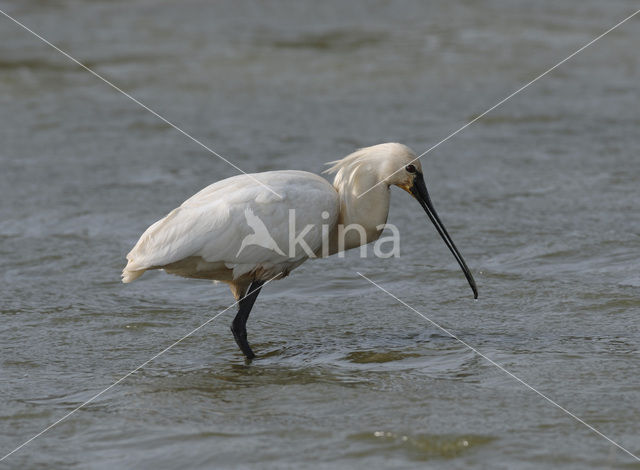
[121,267,146,283]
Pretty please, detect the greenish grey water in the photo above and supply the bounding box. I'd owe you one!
[1,1,639,468]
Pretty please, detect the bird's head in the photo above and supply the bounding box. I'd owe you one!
[329,142,478,299]
[374,142,424,191]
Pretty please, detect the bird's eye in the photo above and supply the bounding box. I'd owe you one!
[405,164,417,174]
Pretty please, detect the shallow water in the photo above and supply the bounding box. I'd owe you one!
[1,0,640,468]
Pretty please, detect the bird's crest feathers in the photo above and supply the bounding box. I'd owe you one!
[323,142,414,176]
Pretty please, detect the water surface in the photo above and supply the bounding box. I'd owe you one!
[1,0,639,468]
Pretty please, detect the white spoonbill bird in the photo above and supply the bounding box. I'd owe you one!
[122,143,477,360]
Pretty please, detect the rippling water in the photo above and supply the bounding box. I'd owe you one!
[1,0,639,468]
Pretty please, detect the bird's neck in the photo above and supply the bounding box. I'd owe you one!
[330,164,390,253]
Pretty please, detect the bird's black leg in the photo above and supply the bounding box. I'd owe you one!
[230,280,264,361]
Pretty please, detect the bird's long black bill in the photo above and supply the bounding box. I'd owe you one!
[410,174,478,299]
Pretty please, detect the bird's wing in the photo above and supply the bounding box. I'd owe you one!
[239,207,286,256]
[124,171,338,277]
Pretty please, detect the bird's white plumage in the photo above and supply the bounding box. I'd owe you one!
[122,143,478,360]
[122,170,339,282]
[122,143,424,286]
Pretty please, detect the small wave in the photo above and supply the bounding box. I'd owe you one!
[348,431,494,460]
